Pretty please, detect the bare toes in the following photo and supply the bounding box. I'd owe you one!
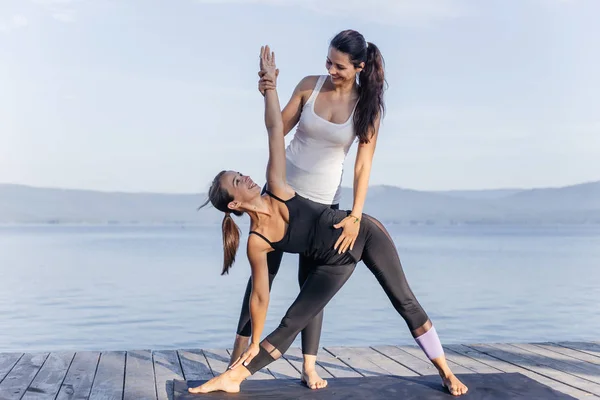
[188,386,204,394]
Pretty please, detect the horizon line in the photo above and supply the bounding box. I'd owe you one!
[1,179,598,195]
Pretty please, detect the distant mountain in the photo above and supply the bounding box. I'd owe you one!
[0,181,599,225]
[0,184,200,225]
[490,181,600,224]
[433,189,523,200]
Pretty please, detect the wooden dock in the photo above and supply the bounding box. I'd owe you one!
[1,341,600,399]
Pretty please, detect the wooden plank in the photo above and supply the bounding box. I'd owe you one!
[558,342,600,359]
[21,352,75,400]
[201,349,230,377]
[510,343,600,384]
[4,340,600,400]
[0,353,48,400]
[123,350,157,400]
[355,347,419,376]
[0,353,23,383]
[371,345,435,375]
[448,345,593,399]
[325,346,389,377]
[226,348,298,380]
[282,347,332,379]
[89,351,126,400]
[442,346,503,374]
[541,343,600,365]
[397,345,473,375]
[56,351,100,400]
[153,350,183,400]
[315,348,362,378]
[469,343,600,397]
[177,350,212,381]
[265,356,299,380]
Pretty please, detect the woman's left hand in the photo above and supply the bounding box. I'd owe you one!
[333,215,361,253]
[258,71,278,95]
[260,45,277,78]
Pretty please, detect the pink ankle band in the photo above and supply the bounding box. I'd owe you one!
[414,326,444,360]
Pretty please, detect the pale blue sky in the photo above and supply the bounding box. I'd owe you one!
[1,0,598,193]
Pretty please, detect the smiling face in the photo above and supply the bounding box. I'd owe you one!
[326,46,364,85]
[219,170,261,212]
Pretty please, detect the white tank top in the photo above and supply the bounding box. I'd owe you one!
[285,75,358,205]
[286,75,356,205]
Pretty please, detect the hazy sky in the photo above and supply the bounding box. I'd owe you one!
[1,0,598,193]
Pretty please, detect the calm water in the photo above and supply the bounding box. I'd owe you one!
[1,224,599,353]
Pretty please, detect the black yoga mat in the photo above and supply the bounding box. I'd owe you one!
[173,373,577,399]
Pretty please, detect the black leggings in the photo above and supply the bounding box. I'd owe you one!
[236,201,339,356]
[245,214,430,374]
[236,251,325,355]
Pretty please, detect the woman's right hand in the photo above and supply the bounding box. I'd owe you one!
[229,342,260,370]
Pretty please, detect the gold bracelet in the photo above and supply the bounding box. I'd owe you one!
[349,214,361,223]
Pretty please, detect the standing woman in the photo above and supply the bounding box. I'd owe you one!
[229,29,386,390]
[190,45,468,396]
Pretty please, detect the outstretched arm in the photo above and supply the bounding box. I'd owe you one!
[261,45,293,200]
[230,236,270,369]
[247,240,270,346]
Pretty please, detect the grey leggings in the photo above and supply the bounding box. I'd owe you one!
[245,214,430,374]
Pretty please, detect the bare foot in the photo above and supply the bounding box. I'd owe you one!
[301,368,328,390]
[188,370,242,394]
[441,373,468,396]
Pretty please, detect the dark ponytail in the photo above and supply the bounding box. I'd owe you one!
[330,30,387,143]
[198,170,243,275]
[356,42,386,143]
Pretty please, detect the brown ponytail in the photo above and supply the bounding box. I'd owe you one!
[330,30,387,143]
[221,212,240,275]
[198,170,244,275]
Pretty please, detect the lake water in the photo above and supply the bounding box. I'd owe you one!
[1,224,599,353]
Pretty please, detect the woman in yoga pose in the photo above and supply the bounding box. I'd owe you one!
[191,46,468,396]
[230,29,385,390]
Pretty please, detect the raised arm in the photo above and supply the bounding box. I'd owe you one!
[260,46,294,200]
[259,74,319,137]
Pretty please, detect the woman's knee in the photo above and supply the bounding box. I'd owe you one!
[401,304,429,332]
